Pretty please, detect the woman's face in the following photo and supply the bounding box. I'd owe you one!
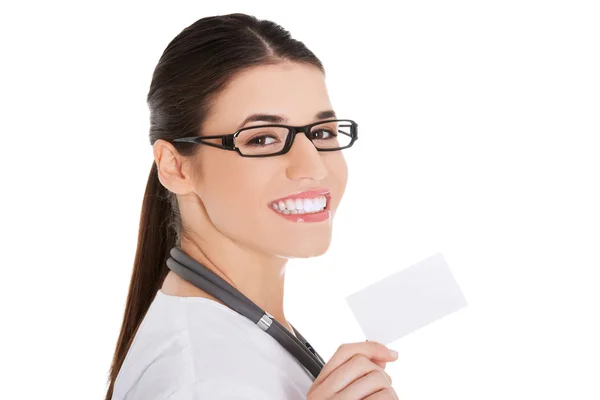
[187,62,348,258]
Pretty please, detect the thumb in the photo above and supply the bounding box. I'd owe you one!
[365,339,388,368]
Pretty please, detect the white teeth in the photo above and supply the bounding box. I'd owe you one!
[271,195,328,215]
[303,198,314,212]
[285,199,295,210]
[315,197,322,210]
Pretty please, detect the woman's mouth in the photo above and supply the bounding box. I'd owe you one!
[268,190,331,223]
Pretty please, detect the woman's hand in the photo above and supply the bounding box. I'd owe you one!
[306,340,399,399]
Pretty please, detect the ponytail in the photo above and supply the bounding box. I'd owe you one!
[104,162,177,399]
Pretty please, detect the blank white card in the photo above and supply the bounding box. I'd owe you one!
[345,253,468,345]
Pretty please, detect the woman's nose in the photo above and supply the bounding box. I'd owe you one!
[285,132,326,181]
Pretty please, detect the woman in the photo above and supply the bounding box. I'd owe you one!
[106,13,399,400]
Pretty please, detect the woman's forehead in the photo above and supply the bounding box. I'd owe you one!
[206,63,332,131]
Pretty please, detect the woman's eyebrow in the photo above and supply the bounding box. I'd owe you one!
[237,109,337,129]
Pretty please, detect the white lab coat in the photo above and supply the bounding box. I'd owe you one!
[112,289,314,399]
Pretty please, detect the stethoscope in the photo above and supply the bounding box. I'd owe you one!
[166,246,326,380]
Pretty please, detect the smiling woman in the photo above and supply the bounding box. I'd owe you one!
[103,12,386,400]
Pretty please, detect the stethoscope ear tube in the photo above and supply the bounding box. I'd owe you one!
[166,247,324,379]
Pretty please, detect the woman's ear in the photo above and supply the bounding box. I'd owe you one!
[153,139,197,195]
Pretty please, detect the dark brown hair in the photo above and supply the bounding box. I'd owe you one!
[104,12,324,399]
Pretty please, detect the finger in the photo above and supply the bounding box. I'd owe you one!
[365,341,393,384]
[367,340,392,369]
[384,370,392,385]
[363,388,398,400]
[314,341,397,387]
[333,369,391,400]
[313,342,397,388]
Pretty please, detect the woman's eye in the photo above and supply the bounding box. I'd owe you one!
[248,135,277,146]
[311,129,335,140]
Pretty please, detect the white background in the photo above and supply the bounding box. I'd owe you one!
[1,1,599,399]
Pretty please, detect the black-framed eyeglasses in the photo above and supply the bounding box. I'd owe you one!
[171,118,358,157]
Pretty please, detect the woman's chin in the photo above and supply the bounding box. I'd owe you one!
[279,239,332,259]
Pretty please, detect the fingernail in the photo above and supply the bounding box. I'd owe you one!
[388,349,398,358]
